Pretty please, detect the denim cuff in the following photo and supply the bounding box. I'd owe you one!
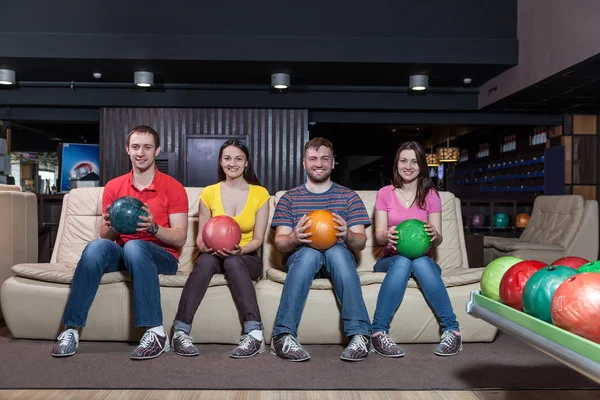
[244,320,264,333]
[173,320,192,335]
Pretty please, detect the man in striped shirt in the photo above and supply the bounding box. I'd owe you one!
[269,137,372,362]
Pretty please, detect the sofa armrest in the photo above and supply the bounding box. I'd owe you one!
[484,236,564,252]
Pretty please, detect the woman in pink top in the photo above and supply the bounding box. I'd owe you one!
[370,142,462,358]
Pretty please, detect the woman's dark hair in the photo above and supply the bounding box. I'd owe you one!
[392,141,438,209]
[217,139,260,185]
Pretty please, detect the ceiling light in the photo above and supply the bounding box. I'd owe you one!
[134,71,154,87]
[426,145,440,167]
[271,73,290,90]
[409,74,428,91]
[0,69,16,85]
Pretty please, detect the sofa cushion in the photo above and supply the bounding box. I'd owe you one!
[519,195,584,248]
[11,263,229,287]
[266,266,483,289]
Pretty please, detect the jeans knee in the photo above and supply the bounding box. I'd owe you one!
[223,255,245,272]
[412,257,441,276]
[324,244,353,260]
[286,247,322,278]
[123,240,150,267]
[83,238,113,257]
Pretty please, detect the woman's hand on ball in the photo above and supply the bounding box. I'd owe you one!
[424,222,440,243]
[218,245,242,257]
[387,226,398,246]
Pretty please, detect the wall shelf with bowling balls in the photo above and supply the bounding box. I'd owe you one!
[461,199,533,238]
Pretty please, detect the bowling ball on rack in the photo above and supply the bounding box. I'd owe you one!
[522,266,579,323]
[551,273,600,344]
[202,215,242,251]
[480,256,523,302]
[395,219,432,259]
[470,212,486,228]
[107,196,148,235]
[516,213,530,228]
[577,260,600,274]
[552,256,589,270]
[499,260,547,311]
[305,210,339,251]
[493,212,510,228]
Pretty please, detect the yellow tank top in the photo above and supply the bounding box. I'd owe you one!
[200,182,270,247]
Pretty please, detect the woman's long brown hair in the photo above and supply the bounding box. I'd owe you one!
[392,141,438,209]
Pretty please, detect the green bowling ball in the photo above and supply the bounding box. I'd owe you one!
[107,196,148,235]
[522,266,579,324]
[480,256,522,302]
[395,219,432,259]
[578,260,600,273]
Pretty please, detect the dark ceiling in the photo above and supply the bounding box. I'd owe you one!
[485,54,600,114]
[0,58,508,89]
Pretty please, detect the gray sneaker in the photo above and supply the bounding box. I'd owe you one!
[130,330,170,360]
[172,331,199,357]
[230,334,266,359]
[269,334,310,362]
[51,328,79,357]
[371,333,405,358]
[341,334,371,362]
[435,330,463,356]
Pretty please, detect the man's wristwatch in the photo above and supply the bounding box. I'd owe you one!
[146,222,159,235]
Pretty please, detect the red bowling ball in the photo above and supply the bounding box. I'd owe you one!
[202,215,242,251]
[499,260,547,311]
[551,273,600,344]
[551,256,589,270]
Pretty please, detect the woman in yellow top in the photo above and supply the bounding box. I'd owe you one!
[172,139,270,358]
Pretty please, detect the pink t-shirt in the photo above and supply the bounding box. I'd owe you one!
[375,185,442,256]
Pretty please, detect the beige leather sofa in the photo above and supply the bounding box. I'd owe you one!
[484,195,599,265]
[1,187,498,344]
[0,185,38,320]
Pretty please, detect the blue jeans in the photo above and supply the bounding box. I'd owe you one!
[372,255,459,334]
[272,245,371,338]
[62,238,178,328]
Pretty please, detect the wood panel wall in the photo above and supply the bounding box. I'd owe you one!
[549,114,599,200]
[99,108,308,194]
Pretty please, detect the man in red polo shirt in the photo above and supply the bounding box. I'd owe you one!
[52,125,189,360]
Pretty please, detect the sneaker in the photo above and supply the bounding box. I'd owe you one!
[51,328,79,357]
[172,331,199,357]
[371,333,405,358]
[341,334,371,362]
[130,330,170,360]
[269,334,310,362]
[435,330,463,356]
[230,334,266,359]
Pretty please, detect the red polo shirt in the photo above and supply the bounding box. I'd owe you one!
[102,169,189,260]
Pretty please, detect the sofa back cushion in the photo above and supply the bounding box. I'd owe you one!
[262,189,466,272]
[519,195,585,248]
[52,187,205,272]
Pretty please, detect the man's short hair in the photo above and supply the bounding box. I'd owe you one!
[304,137,333,157]
[126,125,160,148]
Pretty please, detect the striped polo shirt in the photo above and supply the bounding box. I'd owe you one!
[271,183,371,256]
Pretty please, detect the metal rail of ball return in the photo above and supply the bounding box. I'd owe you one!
[466,290,600,385]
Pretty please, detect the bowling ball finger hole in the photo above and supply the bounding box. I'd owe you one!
[567,276,577,282]
[547,267,556,271]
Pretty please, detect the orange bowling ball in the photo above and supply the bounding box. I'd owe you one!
[516,213,530,228]
[305,210,339,250]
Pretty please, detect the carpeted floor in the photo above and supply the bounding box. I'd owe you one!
[0,326,598,390]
